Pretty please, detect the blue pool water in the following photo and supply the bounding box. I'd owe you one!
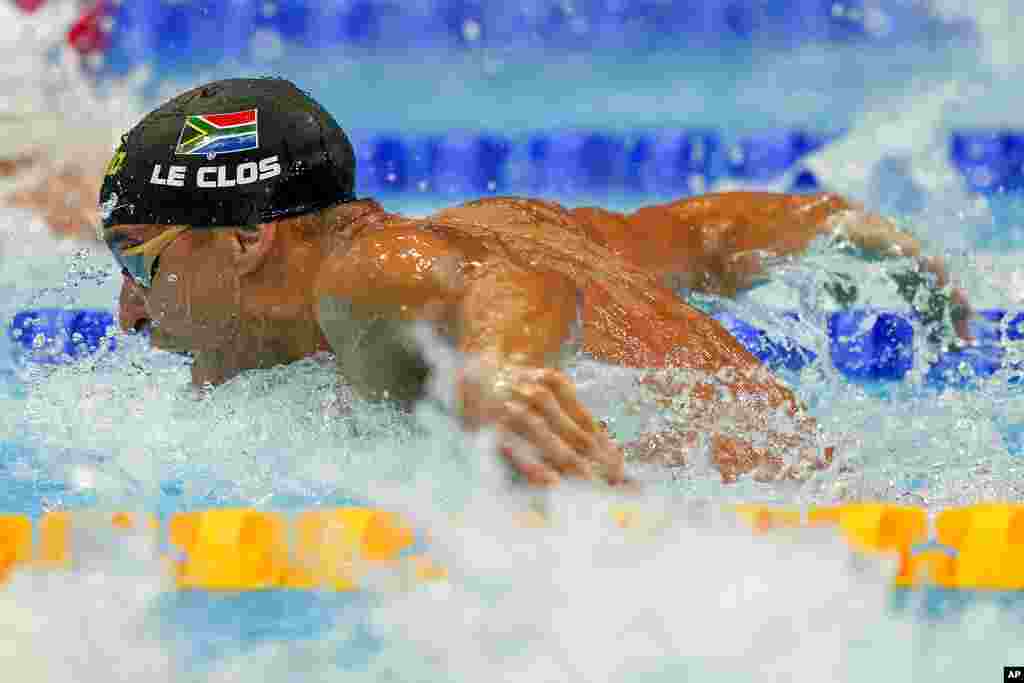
[5,1,1024,680]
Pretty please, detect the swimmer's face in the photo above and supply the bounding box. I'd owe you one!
[111,224,244,353]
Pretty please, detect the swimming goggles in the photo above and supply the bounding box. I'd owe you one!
[103,225,188,289]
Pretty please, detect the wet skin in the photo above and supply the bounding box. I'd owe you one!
[110,191,968,487]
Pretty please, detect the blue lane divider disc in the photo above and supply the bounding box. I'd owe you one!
[626,130,721,196]
[522,131,627,196]
[428,132,512,196]
[8,309,117,365]
[925,344,1014,390]
[949,131,1024,195]
[355,134,411,193]
[711,310,817,372]
[789,168,821,193]
[826,309,915,381]
[725,129,835,183]
[924,309,1024,390]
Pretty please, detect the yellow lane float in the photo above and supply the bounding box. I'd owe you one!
[0,504,1022,591]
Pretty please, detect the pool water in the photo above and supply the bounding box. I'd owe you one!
[4,1,1024,681]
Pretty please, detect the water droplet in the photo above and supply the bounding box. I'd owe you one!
[462,19,482,42]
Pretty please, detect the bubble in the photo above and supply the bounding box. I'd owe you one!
[462,19,482,43]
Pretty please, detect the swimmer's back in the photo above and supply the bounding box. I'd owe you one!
[424,198,778,378]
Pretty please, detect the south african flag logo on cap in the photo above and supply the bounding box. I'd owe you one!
[175,109,258,157]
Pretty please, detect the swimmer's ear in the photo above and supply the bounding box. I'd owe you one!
[231,223,276,276]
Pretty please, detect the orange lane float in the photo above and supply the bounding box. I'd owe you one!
[0,505,1022,591]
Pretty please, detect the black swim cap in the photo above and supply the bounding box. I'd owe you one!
[98,78,356,229]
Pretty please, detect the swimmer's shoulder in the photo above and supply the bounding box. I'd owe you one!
[312,195,601,311]
[314,210,462,316]
[428,196,586,237]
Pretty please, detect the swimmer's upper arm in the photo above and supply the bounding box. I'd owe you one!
[314,225,460,317]
[314,226,461,401]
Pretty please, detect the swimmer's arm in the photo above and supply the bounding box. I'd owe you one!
[314,226,625,487]
[667,191,937,284]
[456,259,625,486]
[314,226,460,403]
[627,192,970,322]
[575,193,863,297]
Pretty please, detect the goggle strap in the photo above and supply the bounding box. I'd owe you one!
[121,226,188,257]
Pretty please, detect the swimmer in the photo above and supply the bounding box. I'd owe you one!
[98,78,962,487]
[0,140,103,239]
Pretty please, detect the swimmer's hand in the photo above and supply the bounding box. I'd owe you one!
[832,211,975,342]
[457,354,628,488]
[950,284,973,343]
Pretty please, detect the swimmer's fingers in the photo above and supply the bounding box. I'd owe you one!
[498,442,561,487]
[918,256,974,342]
[498,401,596,480]
[590,421,627,485]
[507,380,597,456]
[456,359,627,487]
[951,287,974,342]
[503,381,626,486]
[526,369,628,482]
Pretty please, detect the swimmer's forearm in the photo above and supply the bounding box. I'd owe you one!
[622,192,860,297]
[457,263,578,366]
[825,208,923,259]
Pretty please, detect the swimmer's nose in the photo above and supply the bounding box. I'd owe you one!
[119,271,150,334]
